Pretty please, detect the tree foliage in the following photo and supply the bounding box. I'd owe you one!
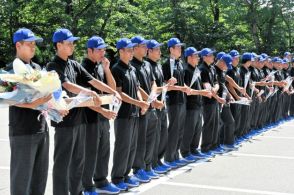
[0,0,293,66]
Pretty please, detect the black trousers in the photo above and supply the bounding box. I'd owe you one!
[53,124,86,195]
[220,105,235,145]
[180,107,202,157]
[83,118,110,191]
[111,117,139,184]
[230,104,241,139]
[290,94,294,116]
[164,103,186,162]
[152,108,168,167]
[133,109,158,171]
[10,131,49,195]
[201,102,219,152]
[239,104,250,137]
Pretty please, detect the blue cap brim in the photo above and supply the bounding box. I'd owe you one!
[95,44,108,49]
[24,37,43,43]
[66,37,80,42]
[175,43,185,46]
[126,43,138,48]
[204,51,214,56]
[139,40,149,45]
[149,43,163,49]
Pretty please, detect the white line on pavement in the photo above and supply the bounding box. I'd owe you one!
[0,166,10,170]
[161,181,294,195]
[125,159,210,195]
[231,152,294,160]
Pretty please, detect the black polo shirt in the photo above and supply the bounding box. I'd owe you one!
[111,60,140,118]
[46,55,94,127]
[239,66,252,95]
[215,66,230,102]
[81,58,109,124]
[184,64,202,109]
[289,67,294,87]
[8,60,48,136]
[147,58,164,101]
[227,66,241,97]
[262,67,271,78]
[131,57,155,95]
[162,58,186,105]
[249,66,262,82]
[199,62,217,104]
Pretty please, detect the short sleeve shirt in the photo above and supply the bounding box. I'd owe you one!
[46,55,94,127]
[111,60,140,118]
[162,58,186,105]
[184,64,202,109]
[199,62,217,104]
[8,60,48,136]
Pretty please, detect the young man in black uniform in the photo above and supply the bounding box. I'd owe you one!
[130,36,161,181]
[227,50,242,142]
[111,38,149,191]
[237,53,253,141]
[81,36,120,195]
[47,29,119,195]
[180,47,212,161]
[198,48,219,156]
[162,38,189,168]
[8,28,54,195]
[214,54,237,149]
[146,39,171,174]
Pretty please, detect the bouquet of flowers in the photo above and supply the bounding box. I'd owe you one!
[0,58,118,123]
[0,58,68,122]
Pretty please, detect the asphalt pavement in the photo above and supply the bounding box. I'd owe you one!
[0,106,293,195]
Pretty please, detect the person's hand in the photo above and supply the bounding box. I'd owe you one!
[101,109,117,120]
[167,77,177,85]
[238,87,246,95]
[138,101,149,110]
[89,91,102,106]
[114,91,122,102]
[217,97,226,104]
[102,57,110,70]
[183,86,191,94]
[151,100,164,109]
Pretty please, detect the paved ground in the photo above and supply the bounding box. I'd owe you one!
[0,106,294,195]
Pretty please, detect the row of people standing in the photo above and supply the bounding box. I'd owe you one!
[7,27,294,195]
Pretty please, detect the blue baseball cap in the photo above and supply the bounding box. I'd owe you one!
[229,50,240,58]
[220,54,233,70]
[200,48,214,57]
[13,28,43,44]
[284,52,291,57]
[131,36,148,45]
[184,47,200,57]
[87,36,107,49]
[272,57,283,63]
[261,53,269,59]
[242,52,254,61]
[167,38,184,48]
[251,52,258,59]
[216,52,226,60]
[53,29,80,43]
[116,38,137,49]
[147,39,163,49]
[283,59,289,64]
[257,56,266,62]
